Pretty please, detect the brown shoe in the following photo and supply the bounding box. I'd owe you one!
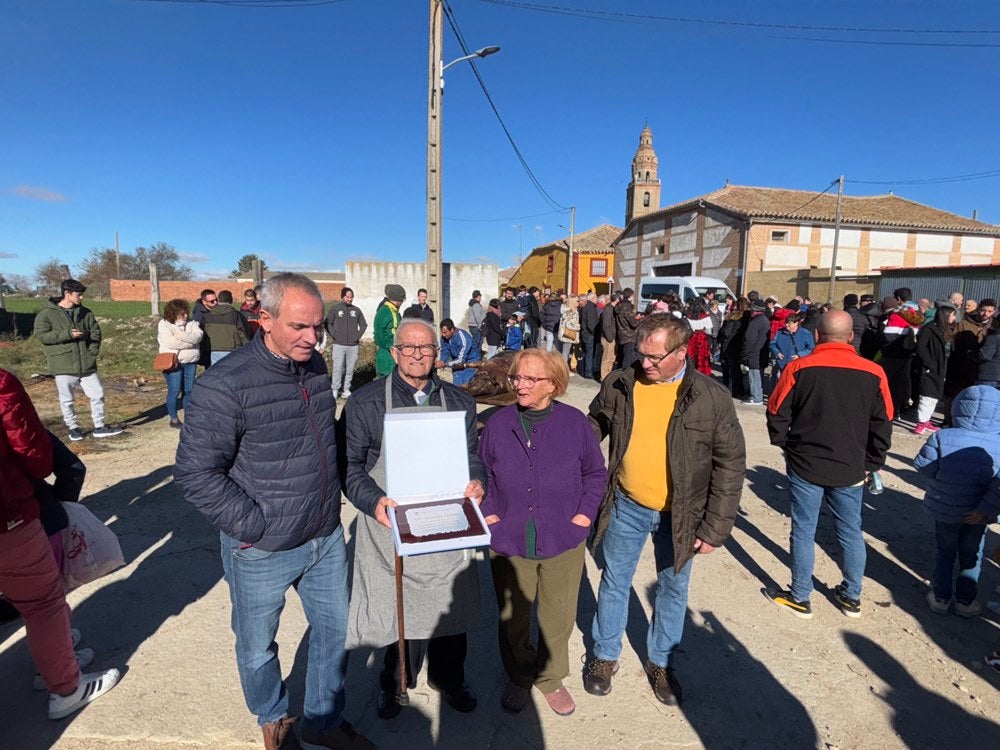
[582,657,619,696]
[644,661,682,706]
[542,686,575,716]
[262,716,300,750]
[300,720,374,750]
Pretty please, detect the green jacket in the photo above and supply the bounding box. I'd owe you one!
[373,300,400,377]
[588,363,746,572]
[203,303,252,353]
[33,299,102,376]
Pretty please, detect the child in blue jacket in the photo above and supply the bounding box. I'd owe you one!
[769,313,814,390]
[505,315,523,351]
[914,385,1000,617]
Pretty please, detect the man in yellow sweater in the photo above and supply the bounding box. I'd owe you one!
[585,315,746,707]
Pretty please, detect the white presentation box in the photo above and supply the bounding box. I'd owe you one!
[383,410,491,557]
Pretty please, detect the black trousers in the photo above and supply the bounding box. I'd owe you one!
[380,633,468,692]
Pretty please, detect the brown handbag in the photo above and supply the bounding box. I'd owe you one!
[153,352,179,372]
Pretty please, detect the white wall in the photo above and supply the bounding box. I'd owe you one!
[346,260,499,337]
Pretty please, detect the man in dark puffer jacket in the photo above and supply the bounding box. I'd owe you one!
[174,274,372,750]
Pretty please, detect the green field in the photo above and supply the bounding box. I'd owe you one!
[3,297,161,318]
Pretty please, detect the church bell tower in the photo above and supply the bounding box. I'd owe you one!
[625,125,661,225]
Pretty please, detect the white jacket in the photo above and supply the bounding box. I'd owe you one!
[157,318,203,365]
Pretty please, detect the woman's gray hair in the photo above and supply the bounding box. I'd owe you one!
[393,317,438,345]
[259,273,323,317]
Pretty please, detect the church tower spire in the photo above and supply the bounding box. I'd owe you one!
[625,125,662,225]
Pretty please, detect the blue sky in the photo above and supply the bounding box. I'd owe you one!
[2,0,999,281]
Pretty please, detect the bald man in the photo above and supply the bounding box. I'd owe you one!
[763,310,893,620]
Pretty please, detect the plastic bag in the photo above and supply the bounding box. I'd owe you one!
[60,502,125,592]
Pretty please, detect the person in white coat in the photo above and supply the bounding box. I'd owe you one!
[156,299,203,428]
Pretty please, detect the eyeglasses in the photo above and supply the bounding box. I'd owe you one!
[636,346,683,366]
[204,298,218,305]
[394,344,439,356]
[508,374,551,387]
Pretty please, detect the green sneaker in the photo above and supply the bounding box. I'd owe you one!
[763,588,813,619]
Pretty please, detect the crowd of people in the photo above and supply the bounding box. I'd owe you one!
[2,272,999,749]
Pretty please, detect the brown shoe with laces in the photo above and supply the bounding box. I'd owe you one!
[262,716,300,750]
[582,657,619,696]
[644,661,682,706]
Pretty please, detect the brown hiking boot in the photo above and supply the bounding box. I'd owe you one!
[262,716,300,750]
[300,720,374,750]
[644,661,682,706]
[582,657,619,696]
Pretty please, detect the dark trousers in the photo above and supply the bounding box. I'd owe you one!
[380,633,467,692]
[578,335,595,378]
[619,342,636,370]
[881,356,912,416]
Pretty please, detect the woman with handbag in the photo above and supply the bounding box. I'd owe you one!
[157,299,203,428]
[558,295,581,368]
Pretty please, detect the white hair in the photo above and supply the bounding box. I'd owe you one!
[393,318,437,345]
[259,273,322,317]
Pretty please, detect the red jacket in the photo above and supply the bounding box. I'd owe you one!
[0,368,52,533]
[769,307,792,340]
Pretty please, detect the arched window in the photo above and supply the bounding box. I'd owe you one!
[645,171,650,180]
[643,192,650,207]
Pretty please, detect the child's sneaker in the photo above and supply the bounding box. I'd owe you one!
[913,422,939,435]
[954,599,982,618]
[986,651,1000,674]
[763,588,813,619]
[34,649,94,691]
[48,668,121,720]
[925,590,950,615]
[834,584,862,618]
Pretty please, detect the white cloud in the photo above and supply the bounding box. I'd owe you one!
[9,184,68,203]
[179,252,210,263]
[0,251,17,259]
[195,268,231,281]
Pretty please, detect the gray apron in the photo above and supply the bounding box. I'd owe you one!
[345,376,481,649]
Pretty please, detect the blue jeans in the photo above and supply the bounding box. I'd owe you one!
[932,521,987,604]
[787,469,866,602]
[220,525,349,732]
[746,368,763,402]
[469,326,482,353]
[592,491,693,669]
[164,363,197,420]
[579,335,595,378]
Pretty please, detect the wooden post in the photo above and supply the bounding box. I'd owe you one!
[149,262,160,315]
[827,176,844,305]
[59,264,71,280]
[252,259,264,287]
[394,553,408,700]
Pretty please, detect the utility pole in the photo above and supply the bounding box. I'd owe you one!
[115,231,120,277]
[827,176,844,305]
[426,0,444,323]
[564,205,576,295]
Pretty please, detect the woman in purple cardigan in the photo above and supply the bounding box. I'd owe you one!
[479,349,607,717]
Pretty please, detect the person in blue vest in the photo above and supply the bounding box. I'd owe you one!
[437,318,481,385]
[505,314,523,352]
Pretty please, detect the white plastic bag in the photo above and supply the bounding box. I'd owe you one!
[60,502,125,592]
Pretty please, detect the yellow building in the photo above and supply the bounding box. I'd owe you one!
[507,224,621,296]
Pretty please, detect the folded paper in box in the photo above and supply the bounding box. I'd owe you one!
[383,411,491,556]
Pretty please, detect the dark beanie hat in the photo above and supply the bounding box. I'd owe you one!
[751,298,767,312]
[384,283,406,303]
[843,293,859,307]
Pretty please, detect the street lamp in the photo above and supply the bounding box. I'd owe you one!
[426,4,500,322]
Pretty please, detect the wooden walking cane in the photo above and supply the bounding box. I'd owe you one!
[394,551,408,703]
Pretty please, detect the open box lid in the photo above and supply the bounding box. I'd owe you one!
[384,411,470,505]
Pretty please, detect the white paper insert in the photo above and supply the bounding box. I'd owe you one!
[405,504,470,537]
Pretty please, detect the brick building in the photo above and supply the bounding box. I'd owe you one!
[506,224,621,296]
[111,271,345,304]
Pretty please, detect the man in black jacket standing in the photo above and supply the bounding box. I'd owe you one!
[175,273,371,750]
[578,292,600,379]
[740,299,770,405]
[325,286,368,400]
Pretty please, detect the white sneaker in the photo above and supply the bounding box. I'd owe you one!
[925,590,950,615]
[49,668,121,720]
[341,390,351,398]
[35,649,94,691]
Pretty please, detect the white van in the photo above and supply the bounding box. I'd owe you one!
[637,276,734,310]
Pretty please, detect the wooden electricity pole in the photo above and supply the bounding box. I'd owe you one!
[827,176,844,305]
[149,262,160,315]
[426,0,444,322]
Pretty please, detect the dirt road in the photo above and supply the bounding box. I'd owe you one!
[1,376,998,749]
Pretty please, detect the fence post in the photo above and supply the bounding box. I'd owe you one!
[252,259,264,287]
[149,262,160,315]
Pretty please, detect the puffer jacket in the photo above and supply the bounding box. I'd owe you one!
[541,299,563,334]
[614,299,639,344]
[174,334,341,551]
[915,318,952,400]
[914,385,1000,523]
[588,364,746,571]
[157,319,204,365]
[33,299,102,376]
[0,368,53,534]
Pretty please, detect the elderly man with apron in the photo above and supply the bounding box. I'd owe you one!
[342,318,488,720]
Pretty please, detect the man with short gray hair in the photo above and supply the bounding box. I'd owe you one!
[175,273,372,750]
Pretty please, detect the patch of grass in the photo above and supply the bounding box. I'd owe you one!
[3,297,161,318]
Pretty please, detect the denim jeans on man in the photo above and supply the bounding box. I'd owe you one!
[539,329,555,352]
[787,469,866,602]
[164,363,197,421]
[469,326,482,353]
[746,368,763,402]
[579,335,595,379]
[220,525,349,733]
[592,490,693,668]
[330,343,359,395]
[932,521,987,603]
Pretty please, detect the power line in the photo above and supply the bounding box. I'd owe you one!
[442,0,570,213]
[785,180,838,215]
[847,169,1000,185]
[479,0,1000,35]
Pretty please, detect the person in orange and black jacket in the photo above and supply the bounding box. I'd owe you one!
[764,311,893,621]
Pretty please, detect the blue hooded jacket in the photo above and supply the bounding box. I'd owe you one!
[914,385,1000,523]
[769,327,815,371]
